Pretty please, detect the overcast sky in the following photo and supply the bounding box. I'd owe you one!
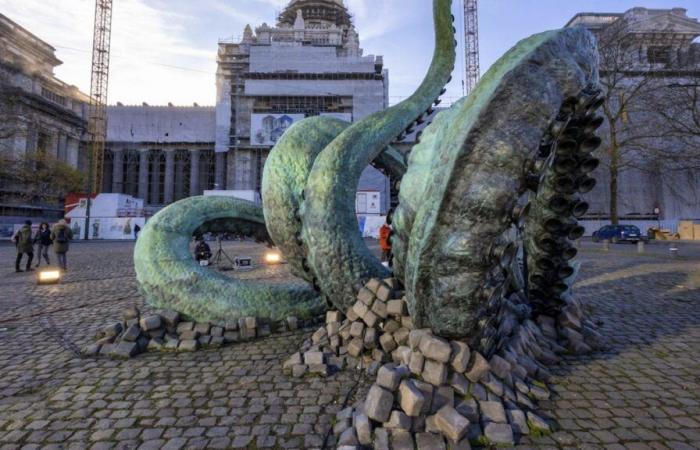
[1,0,698,106]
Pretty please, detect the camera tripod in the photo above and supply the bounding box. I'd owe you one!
[211,236,235,269]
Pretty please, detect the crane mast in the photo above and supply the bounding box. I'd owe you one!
[463,0,480,94]
[85,0,112,239]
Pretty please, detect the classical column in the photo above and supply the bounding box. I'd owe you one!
[163,150,175,204]
[111,148,124,194]
[138,150,149,201]
[215,151,226,190]
[190,149,201,196]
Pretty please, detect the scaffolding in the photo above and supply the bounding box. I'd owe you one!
[463,0,480,94]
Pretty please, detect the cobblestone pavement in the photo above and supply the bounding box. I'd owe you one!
[0,240,699,449]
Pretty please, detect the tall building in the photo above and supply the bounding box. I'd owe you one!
[0,13,89,221]
[103,0,391,214]
[566,7,700,222]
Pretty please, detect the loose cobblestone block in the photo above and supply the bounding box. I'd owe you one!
[376,283,393,302]
[348,338,364,357]
[455,399,479,423]
[376,365,401,391]
[422,359,448,386]
[387,299,407,316]
[178,339,199,352]
[372,300,388,319]
[357,287,375,306]
[434,405,470,442]
[364,385,394,423]
[432,386,454,413]
[354,413,372,446]
[139,315,161,331]
[326,311,343,323]
[193,322,211,335]
[349,321,365,338]
[110,341,139,359]
[465,352,490,382]
[159,309,179,327]
[304,351,324,365]
[419,335,452,363]
[176,321,194,333]
[286,316,298,330]
[374,427,390,450]
[380,333,397,353]
[399,380,425,417]
[390,429,414,450]
[394,327,410,346]
[385,410,411,430]
[450,372,470,395]
[450,341,470,373]
[416,432,446,450]
[101,322,123,338]
[409,350,425,375]
[121,323,141,342]
[363,310,379,328]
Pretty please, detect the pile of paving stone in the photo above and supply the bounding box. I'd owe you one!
[283,277,601,448]
[82,306,319,359]
[283,277,410,378]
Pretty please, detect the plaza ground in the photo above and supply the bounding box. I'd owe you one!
[0,239,699,449]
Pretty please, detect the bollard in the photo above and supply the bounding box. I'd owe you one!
[669,244,679,258]
[603,239,609,251]
[637,240,645,253]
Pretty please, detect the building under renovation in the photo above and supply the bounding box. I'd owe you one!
[103,0,391,214]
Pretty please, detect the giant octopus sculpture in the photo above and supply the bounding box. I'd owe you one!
[135,1,603,441]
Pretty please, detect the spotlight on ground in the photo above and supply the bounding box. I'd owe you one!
[37,269,61,285]
[264,251,282,265]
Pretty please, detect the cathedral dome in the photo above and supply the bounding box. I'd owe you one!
[277,0,353,29]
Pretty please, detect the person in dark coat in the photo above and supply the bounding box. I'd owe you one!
[13,220,34,272]
[34,222,52,268]
[194,239,212,263]
[50,219,74,271]
[134,224,141,240]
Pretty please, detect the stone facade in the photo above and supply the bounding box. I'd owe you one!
[0,13,89,221]
[103,0,391,212]
[566,7,700,221]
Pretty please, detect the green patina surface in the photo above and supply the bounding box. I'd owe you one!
[133,0,600,345]
[134,196,323,322]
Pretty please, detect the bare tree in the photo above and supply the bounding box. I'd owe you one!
[596,20,700,223]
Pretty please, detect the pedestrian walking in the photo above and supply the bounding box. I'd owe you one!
[50,219,74,271]
[34,222,52,268]
[134,224,141,240]
[13,220,34,272]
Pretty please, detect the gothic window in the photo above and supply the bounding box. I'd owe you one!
[174,150,191,201]
[148,150,165,205]
[199,150,217,191]
[123,150,140,198]
[102,149,114,193]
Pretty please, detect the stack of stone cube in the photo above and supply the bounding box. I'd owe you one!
[333,326,554,449]
[83,307,309,359]
[284,277,414,378]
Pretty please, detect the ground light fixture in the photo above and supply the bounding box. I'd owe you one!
[37,269,62,285]
[264,251,282,265]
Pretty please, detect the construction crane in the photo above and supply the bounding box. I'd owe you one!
[85,0,113,239]
[463,0,480,95]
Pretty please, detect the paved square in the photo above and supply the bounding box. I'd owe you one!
[0,240,699,449]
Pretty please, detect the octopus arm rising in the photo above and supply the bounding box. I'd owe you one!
[134,0,603,356]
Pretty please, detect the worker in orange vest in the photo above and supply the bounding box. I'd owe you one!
[379,217,392,265]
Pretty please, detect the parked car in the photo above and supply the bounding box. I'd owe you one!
[592,224,646,243]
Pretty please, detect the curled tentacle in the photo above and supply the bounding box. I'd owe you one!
[393,28,599,346]
[134,196,323,322]
[300,0,457,311]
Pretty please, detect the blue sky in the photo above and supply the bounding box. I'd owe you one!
[1,0,698,106]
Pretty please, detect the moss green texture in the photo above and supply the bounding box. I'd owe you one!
[134,196,323,323]
[299,0,456,311]
[392,27,598,340]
